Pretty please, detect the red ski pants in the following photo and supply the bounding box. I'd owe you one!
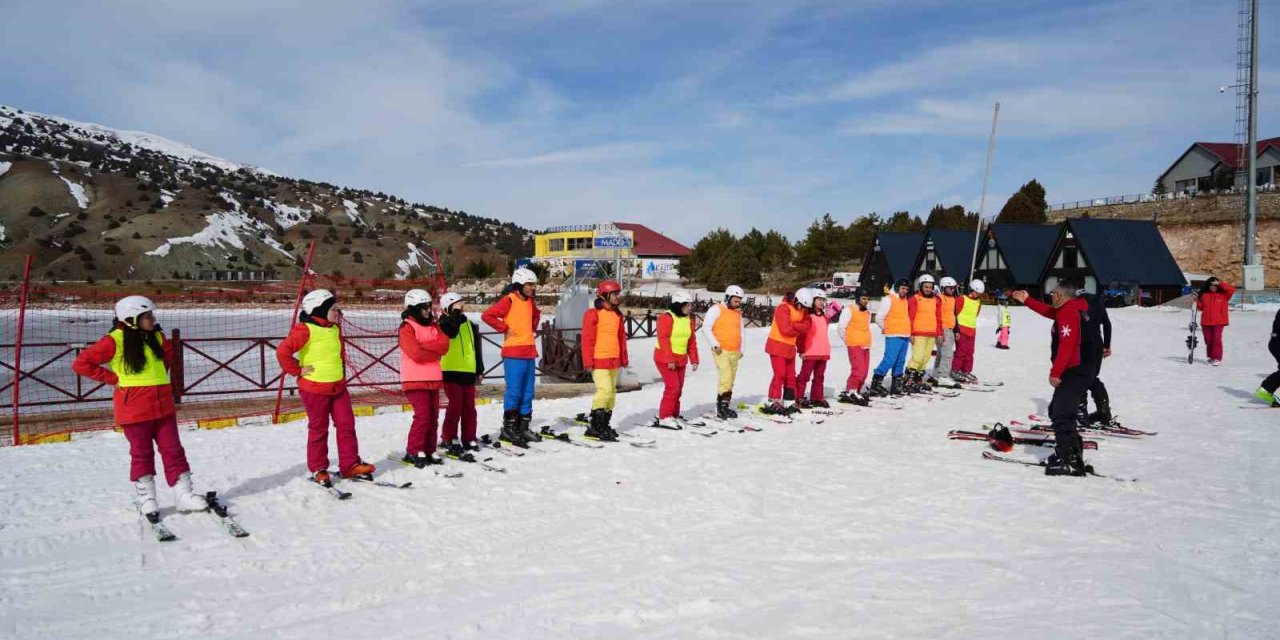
[953,332,975,374]
[845,347,870,392]
[657,362,687,419]
[1202,325,1225,361]
[123,414,190,485]
[768,355,797,401]
[796,359,828,401]
[441,382,478,444]
[405,389,441,455]
[301,389,360,474]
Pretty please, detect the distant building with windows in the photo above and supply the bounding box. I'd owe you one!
[529,222,691,282]
[1158,137,1280,195]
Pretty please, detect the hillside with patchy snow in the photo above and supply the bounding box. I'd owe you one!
[0,105,532,281]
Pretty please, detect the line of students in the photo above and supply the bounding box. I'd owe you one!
[76,273,996,511]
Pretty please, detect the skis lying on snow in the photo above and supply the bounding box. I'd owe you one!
[540,425,605,448]
[441,446,507,473]
[137,505,178,542]
[699,413,764,432]
[308,475,353,500]
[385,453,465,479]
[205,492,250,537]
[981,450,1136,483]
[1022,414,1157,437]
[480,434,525,457]
[735,402,825,424]
[948,429,1098,450]
[555,417,657,447]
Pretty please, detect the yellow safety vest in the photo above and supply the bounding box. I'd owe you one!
[957,298,982,329]
[109,329,170,387]
[663,312,692,356]
[298,323,345,383]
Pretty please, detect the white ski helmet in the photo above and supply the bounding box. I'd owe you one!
[969,279,986,294]
[670,290,693,305]
[115,295,156,325]
[511,268,538,285]
[724,285,745,300]
[439,292,463,311]
[404,289,432,308]
[302,289,335,314]
[795,288,816,309]
[939,276,958,289]
[916,274,936,288]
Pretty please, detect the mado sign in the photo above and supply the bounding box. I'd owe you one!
[594,234,633,249]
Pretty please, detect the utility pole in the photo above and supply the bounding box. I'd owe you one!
[968,101,1001,284]
[1242,0,1263,289]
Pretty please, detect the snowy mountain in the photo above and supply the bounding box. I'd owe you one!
[0,105,532,281]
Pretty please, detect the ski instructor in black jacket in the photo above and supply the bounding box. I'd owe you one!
[1078,284,1113,424]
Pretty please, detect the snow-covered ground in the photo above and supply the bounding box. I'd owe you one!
[3,305,1279,639]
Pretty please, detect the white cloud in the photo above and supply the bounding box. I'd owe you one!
[467,143,659,168]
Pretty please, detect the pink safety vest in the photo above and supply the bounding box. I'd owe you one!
[400,320,444,384]
[802,314,832,359]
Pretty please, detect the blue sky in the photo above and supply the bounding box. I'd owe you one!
[2,0,1277,244]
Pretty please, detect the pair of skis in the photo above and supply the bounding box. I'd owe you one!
[553,416,658,448]
[137,491,249,542]
[981,450,1136,483]
[947,427,1099,450]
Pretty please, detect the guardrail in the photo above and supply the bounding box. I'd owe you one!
[1049,183,1277,212]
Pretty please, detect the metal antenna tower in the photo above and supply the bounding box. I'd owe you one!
[1235,0,1262,289]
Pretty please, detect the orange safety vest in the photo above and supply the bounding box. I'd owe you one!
[844,306,872,348]
[768,303,805,346]
[939,294,957,330]
[502,292,536,349]
[912,294,939,335]
[594,308,621,360]
[882,295,911,336]
[712,304,742,353]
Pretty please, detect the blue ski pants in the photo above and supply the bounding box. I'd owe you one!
[503,357,536,415]
[873,337,910,378]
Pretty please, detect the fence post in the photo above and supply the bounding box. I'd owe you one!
[12,254,32,445]
[273,241,317,424]
[170,327,184,404]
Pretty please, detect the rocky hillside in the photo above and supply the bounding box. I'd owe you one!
[0,105,532,282]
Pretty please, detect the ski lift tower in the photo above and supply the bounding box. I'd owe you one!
[1234,0,1264,290]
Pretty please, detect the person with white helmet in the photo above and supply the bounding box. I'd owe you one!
[396,290,450,468]
[761,288,813,414]
[903,274,943,393]
[72,296,209,516]
[437,291,486,454]
[653,290,700,429]
[951,279,986,382]
[928,276,962,388]
[794,288,834,408]
[700,285,746,419]
[481,267,542,447]
[577,279,629,441]
[276,289,376,485]
[836,286,873,406]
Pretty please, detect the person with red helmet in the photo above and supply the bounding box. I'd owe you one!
[71,296,209,517]
[580,279,629,441]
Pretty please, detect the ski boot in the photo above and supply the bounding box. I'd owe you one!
[760,401,789,415]
[716,392,738,420]
[134,474,159,515]
[500,410,528,448]
[402,452,444,468]
[445,442,476,462]
[602,409,619,439]
[838,389,870,406]
[986,424,1014,453]
[868,374,889,397]
[652,415,683,430]
[172,471,208,512]
[518,414,539,446]
[810,398,830,409]
[310,470,334,486]
[795,398,813,410]
[1045,433,1091,477]
[889,375,905,397]
[1253,387,1275,404]
[341,461,377,479]
[584,409,618,441]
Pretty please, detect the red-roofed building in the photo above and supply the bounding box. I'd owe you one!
[612,222,691,258]
[1158,137,1280,194]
